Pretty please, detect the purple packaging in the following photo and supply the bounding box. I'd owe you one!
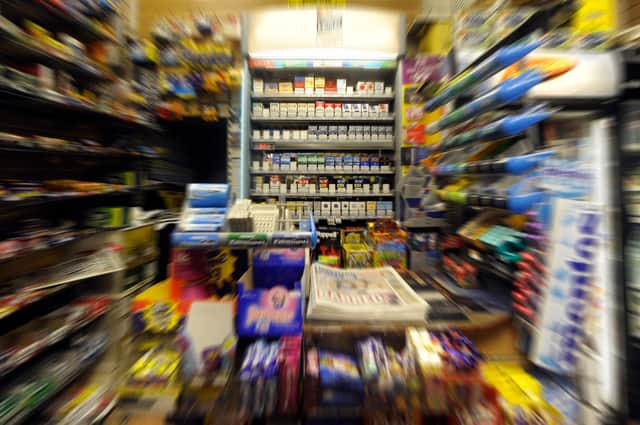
[252,248,305,289]
[236,283,303,336]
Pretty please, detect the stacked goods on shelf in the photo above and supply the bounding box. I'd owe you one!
[253,124,394,142]
[0,1,172,423]
[313,220,407,269]
[0,3,156,129]
[0,297,109,378]
[252,101,392,119]
[302,327,563,423]
[130,14,241,122]
[252,74,392,97]
[173,184,316,248]
[418,3,623,417]
[621,100,640,417]
[249,60,398,222]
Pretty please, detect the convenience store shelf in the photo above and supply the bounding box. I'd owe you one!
[0,32,113,82]
[251,191,394,198]
[0,261,123,334]
[172,230,316,249]
[251,92,394,101]
[0,228,102,265]
[0,0,117,42]
[0,189,134,215]
[251,115,395,123]
[4,344,107,425]
[0,140,157,161]
[252,140,394,151]
[0,301,108,379]
[251,169,395,175]
[0,81,160,133]
[315,215,392,221]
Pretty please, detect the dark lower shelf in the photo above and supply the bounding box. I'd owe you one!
[0,301,108,380]
[0,189,136,223]
[0,82,161,133]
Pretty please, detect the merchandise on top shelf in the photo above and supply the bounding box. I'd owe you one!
[173,184,317,248]
[253,75,389,96]
[252,102,392,120]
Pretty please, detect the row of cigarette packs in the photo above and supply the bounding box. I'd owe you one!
[253,77,390,95]
[252,102,390,119]
[285,200,394,219]
[254,153,393,171]
[254,175,392,195]
[253,125,394,141]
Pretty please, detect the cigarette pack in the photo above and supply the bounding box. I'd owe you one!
[343,103,352,118]
[374,81,384,94]
[305,76,315,94]
[318,125,328,140]
[352,104,361,118]
[337,79,347,93]
[279,82,294,93]
[265,82,278,94]
[314,76,325,93]
[297,103,307,117]
[331,202,341,216]
[324,103,334,118]
[366,81,375,93]
[308,125,318,140]
[294,76,305,93]
[363,125,371,140]
[325,79,337,93]
[253,78,264,93]
[329,125,338,140]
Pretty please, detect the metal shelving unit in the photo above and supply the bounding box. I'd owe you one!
[251,191,394,198]
[251,92,394,101]
[252,115,395,122]
[250,169,394,175]
[252,140,394,151]
[245,61,400,224]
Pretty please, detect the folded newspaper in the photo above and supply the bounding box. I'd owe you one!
[307,264,429,322]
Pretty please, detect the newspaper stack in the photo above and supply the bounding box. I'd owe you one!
[307,264,429,322]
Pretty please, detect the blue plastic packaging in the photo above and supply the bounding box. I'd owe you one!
[424,40,543,112]
[427,70,545,134]
[187,183,229,208]
[252,248,306,290]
